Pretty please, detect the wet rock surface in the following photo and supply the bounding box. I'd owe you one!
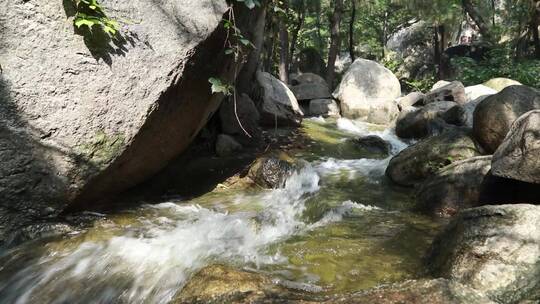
[247,153,297,188]
[396,101,457,139]
[352,135,391,156]
[428,204,540,304]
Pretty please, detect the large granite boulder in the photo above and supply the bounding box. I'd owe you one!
[396,102,457,139]
[334,59,401,125]
[386,21,434,80]
[428,204,540,304]
[0,0,261,234]
[416,156,492,217]
[483,78,522,92]
[386,130,480,187]
[492,110,540,184]
[473,85,540,153]
[255,72,303,126]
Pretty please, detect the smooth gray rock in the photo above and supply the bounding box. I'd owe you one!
[396,102,457,139]
[464,85,497,102]
[353,135,391,156]
[255,72,303,126]
[492,110,540,184]
[483,78,522,92]
[0,0,260,237]
[334,59,401,125]
[386,130,480,186]
[290,83,332,101]
[431,80,451,91]
[428,204,540,304]
[473,85,540,153]
[423,81,467,105]
[396,92,425,110]
[416,156,492,217]
[309,99,340,117]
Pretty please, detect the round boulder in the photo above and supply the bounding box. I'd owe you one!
[309,99,340,117]
[247,153,297,188]
[334,59,401,125]
[386,130,480,187]
[427,204,540,304]
[255,72,304,126]
[492,110,540,184]
[473,85,540,153]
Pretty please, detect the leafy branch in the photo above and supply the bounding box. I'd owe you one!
[72,0,119,36]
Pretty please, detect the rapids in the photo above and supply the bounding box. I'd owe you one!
[0,118,442,304]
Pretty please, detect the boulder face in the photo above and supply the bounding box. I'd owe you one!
[428,204,540,304]
[422,81,467,105]
[309,99,340,117]
[255,72,303,126]
[464,85,497,102]
[219,93,261,144]
[290,83,332,101]
[334,59,401,125]
[483,78,522,92]
[396,102,457,139]
[386,130,480,187]
[247,154,296,189]
[492,110,540,184]
[0,1,260,223]
[473,85,540,153]
[416,156,492,217]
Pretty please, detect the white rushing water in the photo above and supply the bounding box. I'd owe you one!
[0,119,410,304]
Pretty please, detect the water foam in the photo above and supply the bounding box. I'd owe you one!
[1,167,322,304]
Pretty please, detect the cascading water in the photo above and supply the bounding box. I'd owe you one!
[0,118,441,304]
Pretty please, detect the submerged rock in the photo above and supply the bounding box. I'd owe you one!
[492,110,540,184]
[473,85,540,153]
[335,279,495,304]
[173,265,280,304]
[334,59,401,125]
[386,130,480,187]
[255,72,304,127]
[248,153,297,188]
[0,0,262,230]
[416,156,492,217]
[353,135,391,156]
[428,204,540,304]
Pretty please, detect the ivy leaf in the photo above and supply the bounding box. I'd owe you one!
[209,78,233,96]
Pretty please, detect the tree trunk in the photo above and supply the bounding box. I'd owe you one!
[263,11,276,72]
[289,0,305,69]
[278,2,289,84]
[381,10,389,59]
[532,2,540,59]
[349,0,356,62]
[434,25,441,79]
[326,0,344,87]
[462,0,493,42]
[237,3,267,94]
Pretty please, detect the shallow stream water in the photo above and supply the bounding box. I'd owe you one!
[0,118,443,304]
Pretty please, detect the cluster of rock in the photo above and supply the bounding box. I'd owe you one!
[381,72,540,302]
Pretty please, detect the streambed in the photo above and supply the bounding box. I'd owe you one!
[0,118,443,304]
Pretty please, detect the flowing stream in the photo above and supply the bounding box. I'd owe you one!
[0,118,442,304]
